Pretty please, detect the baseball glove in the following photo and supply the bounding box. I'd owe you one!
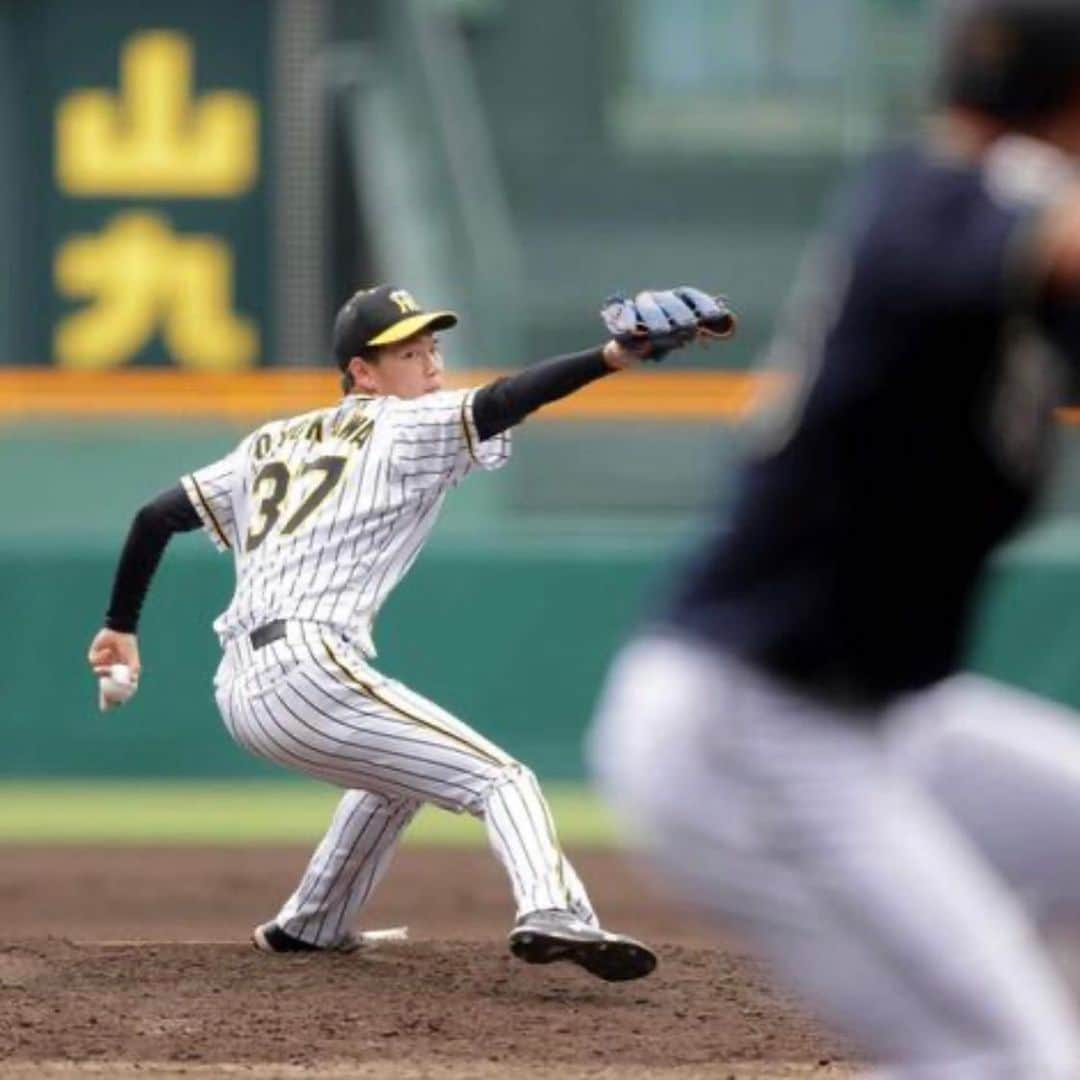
[601,287,736,361]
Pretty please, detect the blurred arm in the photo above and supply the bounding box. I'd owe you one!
[1035,190,1080,294]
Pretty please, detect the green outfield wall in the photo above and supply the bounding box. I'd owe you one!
[2,532,677,781]
[6,522,1080,782]
[9,418,1080,782]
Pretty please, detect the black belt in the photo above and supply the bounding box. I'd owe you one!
[250,620,288,650]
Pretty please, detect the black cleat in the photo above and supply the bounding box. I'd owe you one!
[251,921,360,954]
[508,909,657,982]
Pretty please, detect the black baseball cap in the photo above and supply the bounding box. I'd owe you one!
[332,285,458,369]
[941,0,1080,122]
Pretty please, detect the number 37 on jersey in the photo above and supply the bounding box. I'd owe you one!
[244,455,348,552]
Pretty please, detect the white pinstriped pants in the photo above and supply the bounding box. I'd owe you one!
[214,622,595,947]
[591,635,1080,1080]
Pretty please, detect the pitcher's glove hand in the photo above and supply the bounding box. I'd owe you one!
[601,287,736,362]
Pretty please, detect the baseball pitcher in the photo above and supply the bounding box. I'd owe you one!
[86,283,733,981]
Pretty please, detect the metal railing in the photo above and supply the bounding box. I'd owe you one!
[324,0,524,368]
[404,0,523,365]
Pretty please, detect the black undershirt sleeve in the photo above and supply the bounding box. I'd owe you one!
[472,346,613,441]
[104,484,202,633]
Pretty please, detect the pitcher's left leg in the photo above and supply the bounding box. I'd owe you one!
[380,676,655,980]
[481,760,595,922]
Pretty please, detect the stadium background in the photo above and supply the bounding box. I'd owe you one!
[4,0,1080,829]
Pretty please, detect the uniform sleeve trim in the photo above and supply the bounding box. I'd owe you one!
[460,389,481,465]
[181,473,231,550]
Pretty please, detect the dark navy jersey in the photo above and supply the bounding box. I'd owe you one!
[666,140,1080,704]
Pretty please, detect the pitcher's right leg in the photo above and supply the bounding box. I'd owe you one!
[270,789,420,948]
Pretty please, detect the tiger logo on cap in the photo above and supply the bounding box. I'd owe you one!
[389,290,420,315]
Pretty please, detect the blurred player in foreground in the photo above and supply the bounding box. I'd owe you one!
[592,0,1080,1072]
[86,282,732,981]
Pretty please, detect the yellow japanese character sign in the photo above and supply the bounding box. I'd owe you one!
[50,22,266,370]
[56,30,258,198]
[54,212,258,370]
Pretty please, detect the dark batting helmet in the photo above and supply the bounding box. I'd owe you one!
[940,0,1080,123]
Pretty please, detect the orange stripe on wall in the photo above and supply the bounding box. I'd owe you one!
[0,368,777,422]
[3,368,1080,425]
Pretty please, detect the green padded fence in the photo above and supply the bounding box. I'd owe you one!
[2,531,680,780]
[6,522,1080,781]
[9,419,1080,782]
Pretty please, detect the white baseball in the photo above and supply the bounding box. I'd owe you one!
[99,663,138,709]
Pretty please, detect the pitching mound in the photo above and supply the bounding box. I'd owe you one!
[0,847,850,1078]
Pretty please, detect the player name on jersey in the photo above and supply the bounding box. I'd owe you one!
[251,404,376,461]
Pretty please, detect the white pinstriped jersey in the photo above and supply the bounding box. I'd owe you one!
[181,389,510,656]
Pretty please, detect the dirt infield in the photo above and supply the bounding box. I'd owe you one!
[0,846,852,1079]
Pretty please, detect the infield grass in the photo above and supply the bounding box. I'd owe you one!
[0,780,620,846]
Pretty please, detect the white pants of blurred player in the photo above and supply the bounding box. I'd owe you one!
[590,634,1080,1079]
